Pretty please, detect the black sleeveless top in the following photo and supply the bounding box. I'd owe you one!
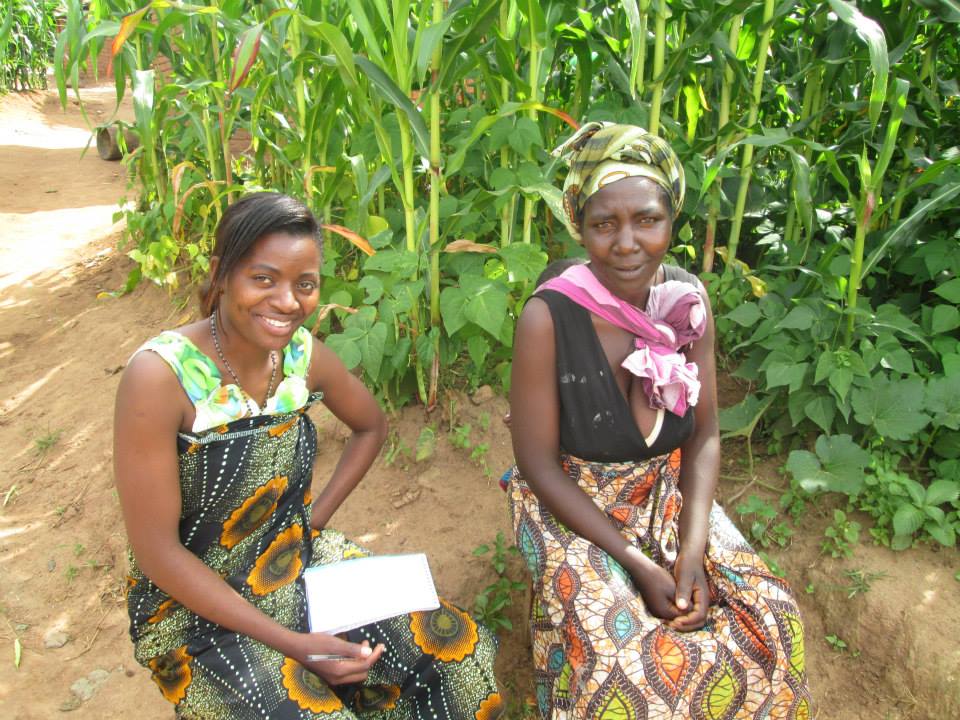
[537,264,700,463]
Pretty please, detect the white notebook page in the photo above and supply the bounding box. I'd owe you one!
[303,553,440,634]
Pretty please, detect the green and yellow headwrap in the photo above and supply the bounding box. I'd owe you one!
[553,122,685,242]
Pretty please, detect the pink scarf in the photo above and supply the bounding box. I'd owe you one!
[537,264,706,416]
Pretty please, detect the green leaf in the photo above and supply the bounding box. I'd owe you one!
[828,368,854,402]
[229,23,263,92]
[467,335,490,369]
[358,276,384,304]
[862,183,960,280]
[804,396,836,434]
[932,305,960,334]
[724,302,762,327]
[357,321,388,379]
[851,377,930,441]
[764,362,808,392]
[364,249,419,276]
[439,286,468,335]
[499,243,548,283]
[926,522,956,548]
[933,278,960,304]
[926,375,960,430]
[354,55,430,159]
[778,305,817,331]
[462,277,509,338]
[892,503,924,537]
[925,479,960,506]
[13,637,21,669]
[785,434,870,495]
[828,0,888,126]
[719,394,772,437]
[325,333,362,370]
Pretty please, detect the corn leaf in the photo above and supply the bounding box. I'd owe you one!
[229,23,263,93]
[828,0,888,127]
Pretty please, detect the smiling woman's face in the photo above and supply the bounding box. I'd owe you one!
[218,231,321,352]
[579,175,673,308]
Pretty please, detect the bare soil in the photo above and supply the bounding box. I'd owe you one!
[1,86,957,719]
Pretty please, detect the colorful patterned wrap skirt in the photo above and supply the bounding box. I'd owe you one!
[126,404,501,720]
[506,450,811,720]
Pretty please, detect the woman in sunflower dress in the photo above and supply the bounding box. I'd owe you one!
[507,124,811,719]
[115,192,501,719]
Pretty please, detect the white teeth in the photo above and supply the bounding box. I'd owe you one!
[262,316,291,328]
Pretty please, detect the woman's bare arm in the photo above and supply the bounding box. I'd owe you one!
[670,285,721,630]
[510,298,681,620]
[306,338,388,530]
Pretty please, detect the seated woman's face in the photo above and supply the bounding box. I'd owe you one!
[219,232,321,351]
[579,176,672,303]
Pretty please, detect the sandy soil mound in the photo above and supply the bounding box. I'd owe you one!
[1,86,956,719]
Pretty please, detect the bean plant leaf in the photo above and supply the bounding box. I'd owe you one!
[719,394,772,437]
[462,277,509,339]
[439,286,468,335]
[777,305,817,331]
[364,249,418,276]
[467,335,490,369]
[354,321,388,379]
[499,243,548,283]
[851,377,929,441]
[785,433,871,495]
[325,333,362,370]
[933,278,960,303]
[724,303,762,327]
[932,305,960,334]
[764,361,807,392]
[804,395,836,434]
[358,276,384,304]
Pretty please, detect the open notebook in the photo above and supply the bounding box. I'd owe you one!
[303,553,440,635]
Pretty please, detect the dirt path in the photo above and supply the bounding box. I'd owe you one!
[1,87,957,719]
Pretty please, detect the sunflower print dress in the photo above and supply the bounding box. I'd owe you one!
[126,328,502,719]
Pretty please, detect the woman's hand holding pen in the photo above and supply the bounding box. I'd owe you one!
[287,631,385,685]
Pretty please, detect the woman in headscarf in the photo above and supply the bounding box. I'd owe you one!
[506,123,811,719]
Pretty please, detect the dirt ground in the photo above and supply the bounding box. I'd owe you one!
[0,86,957,719]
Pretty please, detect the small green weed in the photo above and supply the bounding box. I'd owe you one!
[841,569,886,598]
[384,430,412,466]
[824,634,848,652]
[72,543,85,558]
[735,494,794,549]
[822,509,860,558]
[472,532,526,634]
[34,429,62,454]
[64,565,79,582]
[450,423,473,450]
[470,442,492,478]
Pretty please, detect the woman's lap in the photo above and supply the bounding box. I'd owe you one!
[507,460,811,719]
[144,530,502,719]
